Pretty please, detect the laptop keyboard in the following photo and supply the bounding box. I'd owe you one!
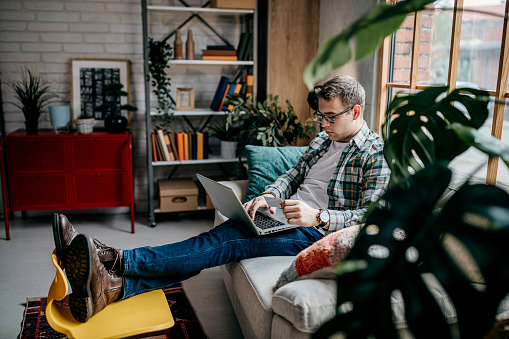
[254,212,286,229]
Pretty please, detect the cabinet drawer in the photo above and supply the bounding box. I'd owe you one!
[71,137,126,171]
[73,172,127,207]
[8,138,66,173]
[10,174,68,210]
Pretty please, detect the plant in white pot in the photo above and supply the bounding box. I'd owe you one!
[74,112,95,135]
[9,68,55,135]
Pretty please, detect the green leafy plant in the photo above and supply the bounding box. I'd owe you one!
[315,164,509,338]
[380,86,509,186]
[9,68,55,122]
[95,82,137,119]
[148,37,174,128]
[208,121,242,142]
[224,94,315,149]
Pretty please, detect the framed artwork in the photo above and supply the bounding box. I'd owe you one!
[70,58,131,127]
[176,88,194,111]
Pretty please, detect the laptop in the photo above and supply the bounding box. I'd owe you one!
[196,174,299,235]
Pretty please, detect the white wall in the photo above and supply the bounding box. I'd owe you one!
[0,0,243,214]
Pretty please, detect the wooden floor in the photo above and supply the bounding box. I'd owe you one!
[0,211,243,339]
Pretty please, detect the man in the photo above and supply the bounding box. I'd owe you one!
[55,74,390,323]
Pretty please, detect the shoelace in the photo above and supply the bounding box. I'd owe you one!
[94,239,122,275]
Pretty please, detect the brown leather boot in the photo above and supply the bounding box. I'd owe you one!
[65,234,123,323]
[52,213,123,274]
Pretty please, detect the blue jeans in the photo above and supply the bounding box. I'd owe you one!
[121,220,324,299]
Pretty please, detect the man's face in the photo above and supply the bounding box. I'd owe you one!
[318,97,360,142]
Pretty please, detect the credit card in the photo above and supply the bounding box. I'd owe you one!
[264,196,284,207]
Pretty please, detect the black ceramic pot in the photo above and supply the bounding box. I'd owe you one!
[25,120,39,135]
[105,115,128,133]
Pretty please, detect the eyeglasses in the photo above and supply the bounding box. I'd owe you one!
[313,106,354,124]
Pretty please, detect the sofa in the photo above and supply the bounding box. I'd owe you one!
[211,146,509,339]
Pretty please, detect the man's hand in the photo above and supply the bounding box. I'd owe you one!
[281,200,320,228]
[243,194,277,220]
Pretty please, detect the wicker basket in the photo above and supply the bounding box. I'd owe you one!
[75,118,94,134]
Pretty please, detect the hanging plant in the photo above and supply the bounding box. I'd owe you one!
[148,37,174,128]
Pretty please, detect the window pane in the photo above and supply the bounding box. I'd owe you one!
[417,1,453,86]
[390,14,415,84]
[456,0,505,91]
[448,98,495,184]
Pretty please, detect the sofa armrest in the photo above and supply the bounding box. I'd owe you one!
[213,180,249,227]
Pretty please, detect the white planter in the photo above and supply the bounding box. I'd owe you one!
[220,141,238,159]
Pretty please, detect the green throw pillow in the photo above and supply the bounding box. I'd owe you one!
[244,145,307,202]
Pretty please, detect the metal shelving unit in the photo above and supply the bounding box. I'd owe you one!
[141,0,256,226]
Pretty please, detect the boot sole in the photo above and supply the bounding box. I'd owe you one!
[65,234,94,323]
[52,213,64,260]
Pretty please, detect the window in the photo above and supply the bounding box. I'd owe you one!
[377,0,509,190]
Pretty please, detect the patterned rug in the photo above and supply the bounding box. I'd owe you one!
[20,284,207,338]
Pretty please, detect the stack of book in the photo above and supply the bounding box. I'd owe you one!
[202,45,237,61]
[152,128,209,162]
[209,75,253,111]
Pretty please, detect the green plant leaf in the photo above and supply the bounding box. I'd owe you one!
[303,0,434,89]
[383,86,490,185]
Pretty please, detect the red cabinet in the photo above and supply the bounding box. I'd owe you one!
[0,130,135,240]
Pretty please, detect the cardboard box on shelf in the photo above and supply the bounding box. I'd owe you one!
[210,0,255,10]
[159,179,198,212]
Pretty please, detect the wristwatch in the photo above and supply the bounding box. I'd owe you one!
[316,209,330,228]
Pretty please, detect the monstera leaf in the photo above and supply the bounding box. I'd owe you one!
[314,165,509,338]
[382,86,490,186]
[303,0,434,89]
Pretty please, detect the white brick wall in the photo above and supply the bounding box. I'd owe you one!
[0,0,244,215]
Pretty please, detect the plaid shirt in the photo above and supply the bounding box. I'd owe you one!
[264,122,390,233]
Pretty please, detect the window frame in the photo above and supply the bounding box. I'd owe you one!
[377,0,509,185]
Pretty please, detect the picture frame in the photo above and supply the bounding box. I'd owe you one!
[70,58,131,127]
[176,88,195,111]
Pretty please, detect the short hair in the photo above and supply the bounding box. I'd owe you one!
[314,74,365,112]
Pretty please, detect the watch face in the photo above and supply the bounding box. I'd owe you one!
[320,210,330,223]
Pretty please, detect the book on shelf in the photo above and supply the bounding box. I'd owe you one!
[169,132,179,161]
[222,83,236,111]
[163,133,176,161]
[196,132,204,160]
[184,132,189,161]
[156,128,172,161]
[154,130,165,162]
[202,55,238,61]
[203,131,209,159]
[219,83,231,111]
[241,33,253,61]
[151,133,158,162]
[202,49,237,56]
[227,83,243,111]
[246,75,254,99]
[207,45,235,50]
[210,76,230,111]
[176,132,185,161]
[236,32,248,60]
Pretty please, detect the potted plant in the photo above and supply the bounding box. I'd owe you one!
[9,68,55,135]
[207,121,243,159]
[95,82,137,133]
[224,94,315,153]
[148,37,174,129]
[74,112,95,135]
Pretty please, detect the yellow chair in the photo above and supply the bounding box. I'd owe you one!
[46,249,175,339]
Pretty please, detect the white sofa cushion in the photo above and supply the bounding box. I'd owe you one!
[272,278,337,333]
[225,256,296,339]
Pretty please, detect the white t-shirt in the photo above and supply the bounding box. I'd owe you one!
[289,141,348,209]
